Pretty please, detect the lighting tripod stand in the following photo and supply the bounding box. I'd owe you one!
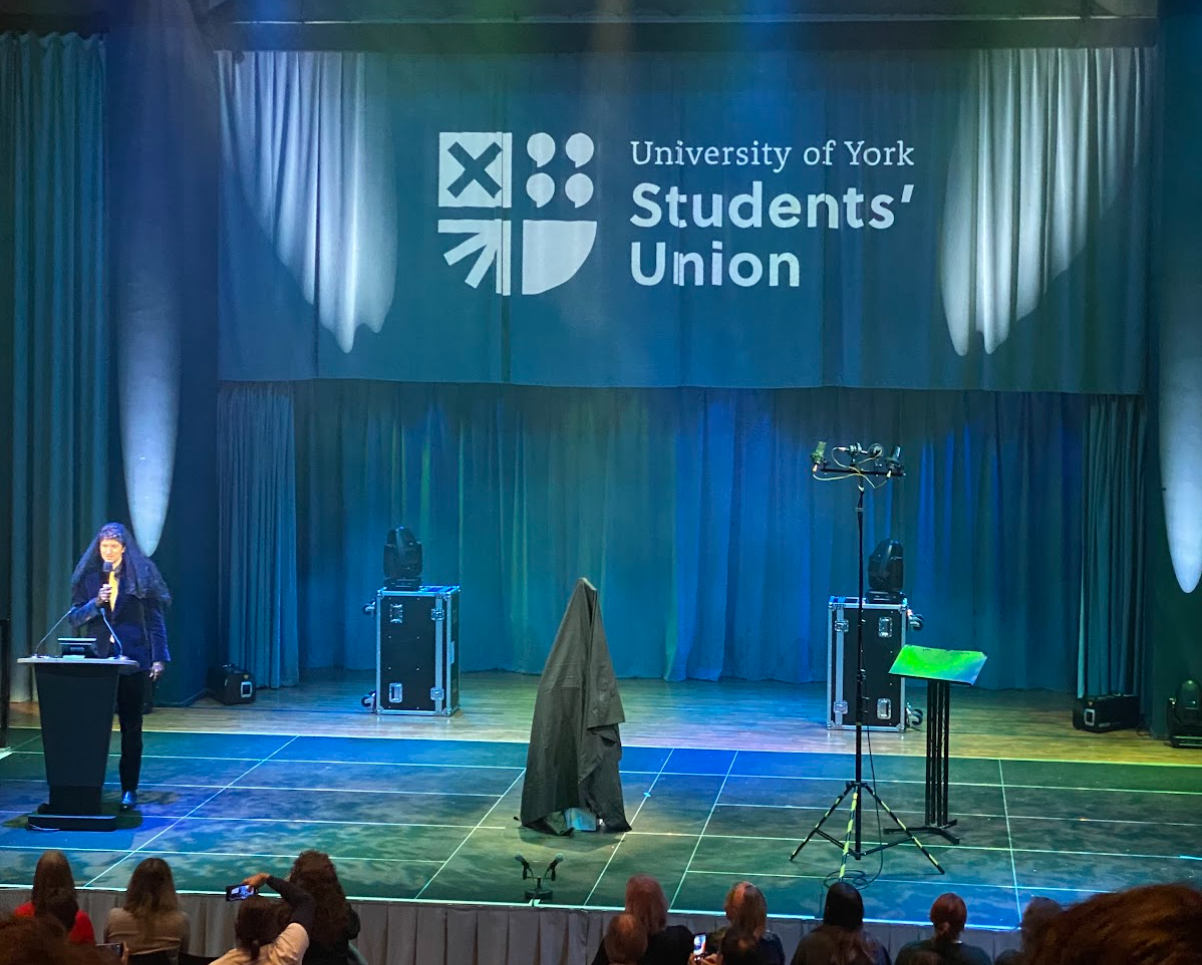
[790,443,944,879]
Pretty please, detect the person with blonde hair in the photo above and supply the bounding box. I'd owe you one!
[104,857,190,963]
[12,850,94,944]
[592,874,693,965]
[705,882,785,965]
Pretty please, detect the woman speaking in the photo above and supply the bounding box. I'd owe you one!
[68,522,171,811]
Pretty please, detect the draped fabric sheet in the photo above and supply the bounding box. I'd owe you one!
[213,381,1141,693]
[0,33,109,699]
[217,47,1151,392]
[217,384,300,688]
[55,890,1021,965]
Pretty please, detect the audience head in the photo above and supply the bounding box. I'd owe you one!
[930,892,968,945]
[1019,896,1063,949]
[287,850,350,946]
[234,896,285,959]
[724,881,769,939]
[603,912,648,965]
[37,890,79,934]
[0,916,107,965]
[124,856,179,917]
[719,926,762,965]
[1028,883,1202,965]
[822,881,865,931]
[820,882,878,965]
[624,874,669,935]
[30,851,76,913]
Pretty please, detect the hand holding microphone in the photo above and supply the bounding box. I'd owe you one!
[97,561,114,608]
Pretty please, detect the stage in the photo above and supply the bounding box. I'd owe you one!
[2,673,1201,934]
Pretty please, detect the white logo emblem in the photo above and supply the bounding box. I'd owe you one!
[438,131,596,296]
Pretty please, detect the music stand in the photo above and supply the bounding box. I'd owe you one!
[887,645,987,844]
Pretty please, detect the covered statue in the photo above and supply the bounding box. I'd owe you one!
[520,578,631,835]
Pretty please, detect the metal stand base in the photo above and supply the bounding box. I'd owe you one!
[790,778,945,874]
[887,677,959,844]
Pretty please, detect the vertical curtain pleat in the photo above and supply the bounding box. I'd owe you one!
[202,381,1143,693]
[1079,396,1146,697]
[217,383,299,687]
[1,33,108,698]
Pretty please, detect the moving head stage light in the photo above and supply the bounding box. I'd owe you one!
[384,526,423,590]
[868,539,904,603]
[1168,679,1202,748]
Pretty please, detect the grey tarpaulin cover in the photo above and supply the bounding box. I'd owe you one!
[520,578,631,835]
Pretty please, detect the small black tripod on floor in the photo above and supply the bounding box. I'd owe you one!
[790,447,944,878]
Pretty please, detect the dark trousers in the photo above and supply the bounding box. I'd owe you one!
[115,671,148,792]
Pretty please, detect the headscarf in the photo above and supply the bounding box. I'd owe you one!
[70,522,172,605]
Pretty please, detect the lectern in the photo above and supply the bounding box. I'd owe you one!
[18,656,139,830]
[888,645,987,845]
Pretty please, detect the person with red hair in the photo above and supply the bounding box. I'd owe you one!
[1027,883,1202,965]
[895,893,989,965]
[591,875,693,965]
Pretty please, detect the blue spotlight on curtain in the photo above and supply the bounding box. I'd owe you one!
[1160,260,1202,594]
[119,270,178,556]
[940,48,1150,357]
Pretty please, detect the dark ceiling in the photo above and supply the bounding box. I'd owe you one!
[0,0,1159,49]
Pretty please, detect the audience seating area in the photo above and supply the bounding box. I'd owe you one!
[2,847,1200,965]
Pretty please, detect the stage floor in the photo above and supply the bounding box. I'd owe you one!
[2,674,1202,928]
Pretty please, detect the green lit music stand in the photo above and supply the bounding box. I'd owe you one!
[888,645,987,845]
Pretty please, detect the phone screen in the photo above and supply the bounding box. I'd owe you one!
[226,883,255,901]
[96,943,124,960]
[693,934,708,956]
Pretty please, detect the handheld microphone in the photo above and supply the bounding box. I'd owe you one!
[514,854,534,878]
[97,562,125,657]
[100,561,113,609]
[545,853,565,879]
[810,441,826,467]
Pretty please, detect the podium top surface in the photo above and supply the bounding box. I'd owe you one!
[889,645,987,685]
[19,656,141,669]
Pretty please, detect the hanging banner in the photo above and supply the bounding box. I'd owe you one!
[218,47,1151,391]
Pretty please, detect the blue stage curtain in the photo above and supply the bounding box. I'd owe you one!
[0,34,108,699]
[220,381,1142,692]
[217,384,300,688]
[1078,397,1147,698]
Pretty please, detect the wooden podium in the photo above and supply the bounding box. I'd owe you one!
[19,656,140,830]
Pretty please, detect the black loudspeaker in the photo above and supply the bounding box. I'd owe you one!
[1073,693,1139,733]
[208,665,255,705]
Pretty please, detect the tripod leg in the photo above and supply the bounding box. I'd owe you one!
[862,784,945,874]
[791,781,855,860]
[837,785,861,879]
